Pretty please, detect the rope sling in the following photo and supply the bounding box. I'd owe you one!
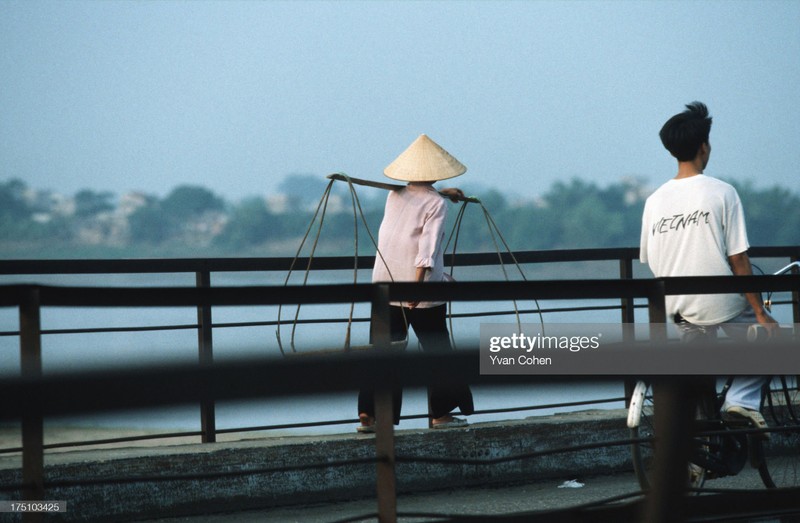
[275,172,544,356]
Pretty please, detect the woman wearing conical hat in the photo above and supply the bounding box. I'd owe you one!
[357,134,474,433]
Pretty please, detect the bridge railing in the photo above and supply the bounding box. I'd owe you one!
[1,247,798,446]
[1,267,800,522]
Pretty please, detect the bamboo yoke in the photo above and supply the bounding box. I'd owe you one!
[326,173,482,204]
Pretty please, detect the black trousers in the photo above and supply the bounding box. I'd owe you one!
[357,304,474,424]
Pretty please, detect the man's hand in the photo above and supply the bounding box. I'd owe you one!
[754,307,781,337]
[729,251,781,337]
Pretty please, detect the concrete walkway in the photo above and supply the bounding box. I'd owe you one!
[0,409,784,522]
[1,409,634,521]
[136,468,775,523]
[138,471,646,522]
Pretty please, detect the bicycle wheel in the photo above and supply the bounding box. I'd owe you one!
[629,380,716,491]
[758,376,800,488]
[629,380,655,490]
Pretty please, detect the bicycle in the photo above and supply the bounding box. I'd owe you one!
[627,261,800,490]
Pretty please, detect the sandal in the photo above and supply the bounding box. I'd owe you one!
[357,413,375,434]
[431,416,468,429]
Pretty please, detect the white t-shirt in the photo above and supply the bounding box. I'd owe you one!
[372,183,448,308]
[640,175,749,325]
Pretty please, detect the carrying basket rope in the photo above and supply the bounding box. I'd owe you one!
[276,173,408,356]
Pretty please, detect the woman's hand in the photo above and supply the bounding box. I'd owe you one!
[407,266,429,309]
[439,187,464,202]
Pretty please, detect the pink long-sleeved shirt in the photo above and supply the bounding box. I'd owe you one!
[371,183,448,308]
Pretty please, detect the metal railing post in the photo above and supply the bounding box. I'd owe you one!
[619,255,636,324]
[791,256,799,325]
[196,269,216,443]
[620,255,636,406]
[372,283,397,523]
[643,279,693,523]
[644,379,695,523]
[647,279,668,338]
[20,287,44,523]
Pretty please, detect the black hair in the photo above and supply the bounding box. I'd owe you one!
[659,101,712,162]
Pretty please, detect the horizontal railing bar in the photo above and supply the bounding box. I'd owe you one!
[1,246,795,276]
[4,297,798,340]
[4,346,799,420]
[748,246,800,258]
[474,396,625,416]
[0,283,377,307]
[0,304,634,338]
[0,248,641,275]
[0,323,201,337]
[215,396,627,436]
[4,294,795,340]
[215,413,431,435]
[0,281,628,307]
[1,275,797,308]
[0,294,781,341]
[662,274,800,296]
[0,431,206,454]
[448,304,627,319]
[0,395,625,453]
[0,350,621,419]
[387,276,800,302]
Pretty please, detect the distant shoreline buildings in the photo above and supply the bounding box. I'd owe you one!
[3,175,796,256]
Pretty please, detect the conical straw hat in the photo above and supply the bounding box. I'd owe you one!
[383,134,467,182]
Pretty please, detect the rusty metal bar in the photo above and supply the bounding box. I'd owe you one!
[196,269,216,443]
[2,275,795,309]
[0,248,646,275]
[647,279,668,339]
[20,287,44,523]
[372,283,397,523]
[619,256,636,325]
[792,255,799,325]
[642,280,690,523]
[643,379,695,523]
[2,246,797,276]
[374,389,397,523]
[620,256,636,407]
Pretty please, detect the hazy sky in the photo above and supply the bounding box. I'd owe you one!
[2,0,798,202]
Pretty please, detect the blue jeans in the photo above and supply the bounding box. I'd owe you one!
[674,306,767,411]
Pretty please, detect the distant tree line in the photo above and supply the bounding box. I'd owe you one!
[1,175,798,259]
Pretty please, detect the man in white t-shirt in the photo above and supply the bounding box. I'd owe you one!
[640,101,778,432]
